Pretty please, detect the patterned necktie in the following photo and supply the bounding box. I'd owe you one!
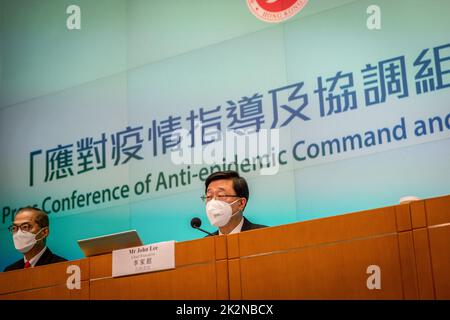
[24,261,31,269]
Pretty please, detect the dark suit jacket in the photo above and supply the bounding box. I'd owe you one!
[208,217,267,236]
[3,247,67,272]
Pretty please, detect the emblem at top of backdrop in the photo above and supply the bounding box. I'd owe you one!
[247,0,309,23]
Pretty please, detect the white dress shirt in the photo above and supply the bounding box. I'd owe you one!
[219,217,244,235]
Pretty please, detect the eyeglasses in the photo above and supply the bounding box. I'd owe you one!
[200,194,240,202]
[8,223,33,234]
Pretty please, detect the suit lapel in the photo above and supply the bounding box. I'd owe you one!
[35,248,51,267]
[241,217,251,231]
[16,259,25,269]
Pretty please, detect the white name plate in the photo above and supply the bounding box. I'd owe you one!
[112,240,175,278]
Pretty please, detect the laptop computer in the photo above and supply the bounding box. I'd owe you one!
[77,230,143,257]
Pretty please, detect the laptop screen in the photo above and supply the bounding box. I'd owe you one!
[77,230,143,257]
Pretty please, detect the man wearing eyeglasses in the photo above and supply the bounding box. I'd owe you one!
[202,171,267,235]
[3,207,67,272]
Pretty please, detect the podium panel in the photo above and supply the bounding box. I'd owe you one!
[424,195,450,299]
[89,236,229,300]
[0,259,89,300]
[235,234,404,299]
[0,282,90,300]
[90,263,222,299]
[0,195,448,300]
[429,225,450,299]
[226,206,409,299]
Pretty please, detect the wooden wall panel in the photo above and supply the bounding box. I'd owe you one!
[0,281,89,300]
[237,207,398,257]
[215,260,229,300]
[238,235,403,299]
[0,259,88,297]
[395,204,412,231]
[425,195,450,226]
[1,195,448,300]
[90,263,218,300]
[412,228,435,299]
[428,225,450,299]
[228,259,242,300]
[397,231,419,299]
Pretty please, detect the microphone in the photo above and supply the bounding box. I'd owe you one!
[190,217,214,236]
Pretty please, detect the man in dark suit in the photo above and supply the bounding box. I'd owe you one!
[3,207,66,272]
[202,170,267,235]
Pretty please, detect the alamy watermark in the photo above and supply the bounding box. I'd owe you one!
[170,122,281,176]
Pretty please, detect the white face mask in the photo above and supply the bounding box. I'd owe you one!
[13,228,45,254]
[206,199,240,227]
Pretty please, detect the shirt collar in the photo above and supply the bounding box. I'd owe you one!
[24,246,47,267]
[219,217,244,235]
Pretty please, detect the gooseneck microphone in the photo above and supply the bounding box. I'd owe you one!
[190,217,215,236]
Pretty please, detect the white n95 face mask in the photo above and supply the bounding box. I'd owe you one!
[13,229,44,254]
[206,199,240,227]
